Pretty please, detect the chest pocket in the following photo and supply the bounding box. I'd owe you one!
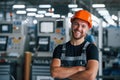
[61,42,90,67]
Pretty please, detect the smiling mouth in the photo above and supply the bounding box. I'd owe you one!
[74,30,81,34]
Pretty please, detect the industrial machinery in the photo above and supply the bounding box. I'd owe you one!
[0,20,27,56]
[30,17,71,80]
[0,20,27,80]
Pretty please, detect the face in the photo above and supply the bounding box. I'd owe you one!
[71,19,89,40]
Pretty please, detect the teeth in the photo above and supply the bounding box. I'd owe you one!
[75,31,80,34]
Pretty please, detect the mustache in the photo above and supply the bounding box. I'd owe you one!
[72,29,80,32]
[72,29,79,32]
[72,29,87,34]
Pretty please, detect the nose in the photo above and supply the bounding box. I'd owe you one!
[76,25,83,31]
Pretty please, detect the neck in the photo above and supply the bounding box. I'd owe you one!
[70,37,84,46]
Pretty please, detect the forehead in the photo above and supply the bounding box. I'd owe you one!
[72,18,88,25]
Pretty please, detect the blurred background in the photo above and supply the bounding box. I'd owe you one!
[0,0,120,80]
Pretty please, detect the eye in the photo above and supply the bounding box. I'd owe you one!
[82,25,86,28]
[81,23,87,28]
[72,22,79,26]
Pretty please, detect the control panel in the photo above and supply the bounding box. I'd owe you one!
[0,20,27,57]
[31,57,53,80]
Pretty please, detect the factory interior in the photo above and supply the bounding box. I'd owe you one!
[0,0,120,80]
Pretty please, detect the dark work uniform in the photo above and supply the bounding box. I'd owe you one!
[52,40,99,80]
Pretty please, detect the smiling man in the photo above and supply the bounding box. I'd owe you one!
[50,10,99,80]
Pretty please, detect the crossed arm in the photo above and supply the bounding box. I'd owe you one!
[50,58,99,80]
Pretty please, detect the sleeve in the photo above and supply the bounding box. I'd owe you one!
[52,45,62,59]
[86,35,95,43]
[90,35,95,43]
[86,44,99,61]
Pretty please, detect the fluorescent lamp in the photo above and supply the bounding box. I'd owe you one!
[26,8,37,12]
[68,4,78,8]
[92,4,105,8]
[13,5,25,9]
[37,11,46,14]
[98,11,109,16]
[16,10,26,14]
[35,14,44,18]
[98,9,109,16]
[27,13,36,16]
[39,4,51,8]
[103,16,116,26]
[45,13,53,16]
[96,8,116,25]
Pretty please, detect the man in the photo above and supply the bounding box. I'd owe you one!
[50,10,99,80]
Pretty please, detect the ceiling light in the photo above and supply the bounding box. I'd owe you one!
[97,8,109,16]
[35,14,44,18]
[16,10,26,14]
[98,10,109,16]
[45,13,53,16]
[27,13,36,16]
[13,5,25,9]
[39,4,51,8]
[68,4,78,8]
[103,16,116,26]
[37,11,46,14]
[26,8,37,12]
[96,8,116,26]
[92,4,105,8]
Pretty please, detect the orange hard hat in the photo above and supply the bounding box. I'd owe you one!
[71,10,92,29]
